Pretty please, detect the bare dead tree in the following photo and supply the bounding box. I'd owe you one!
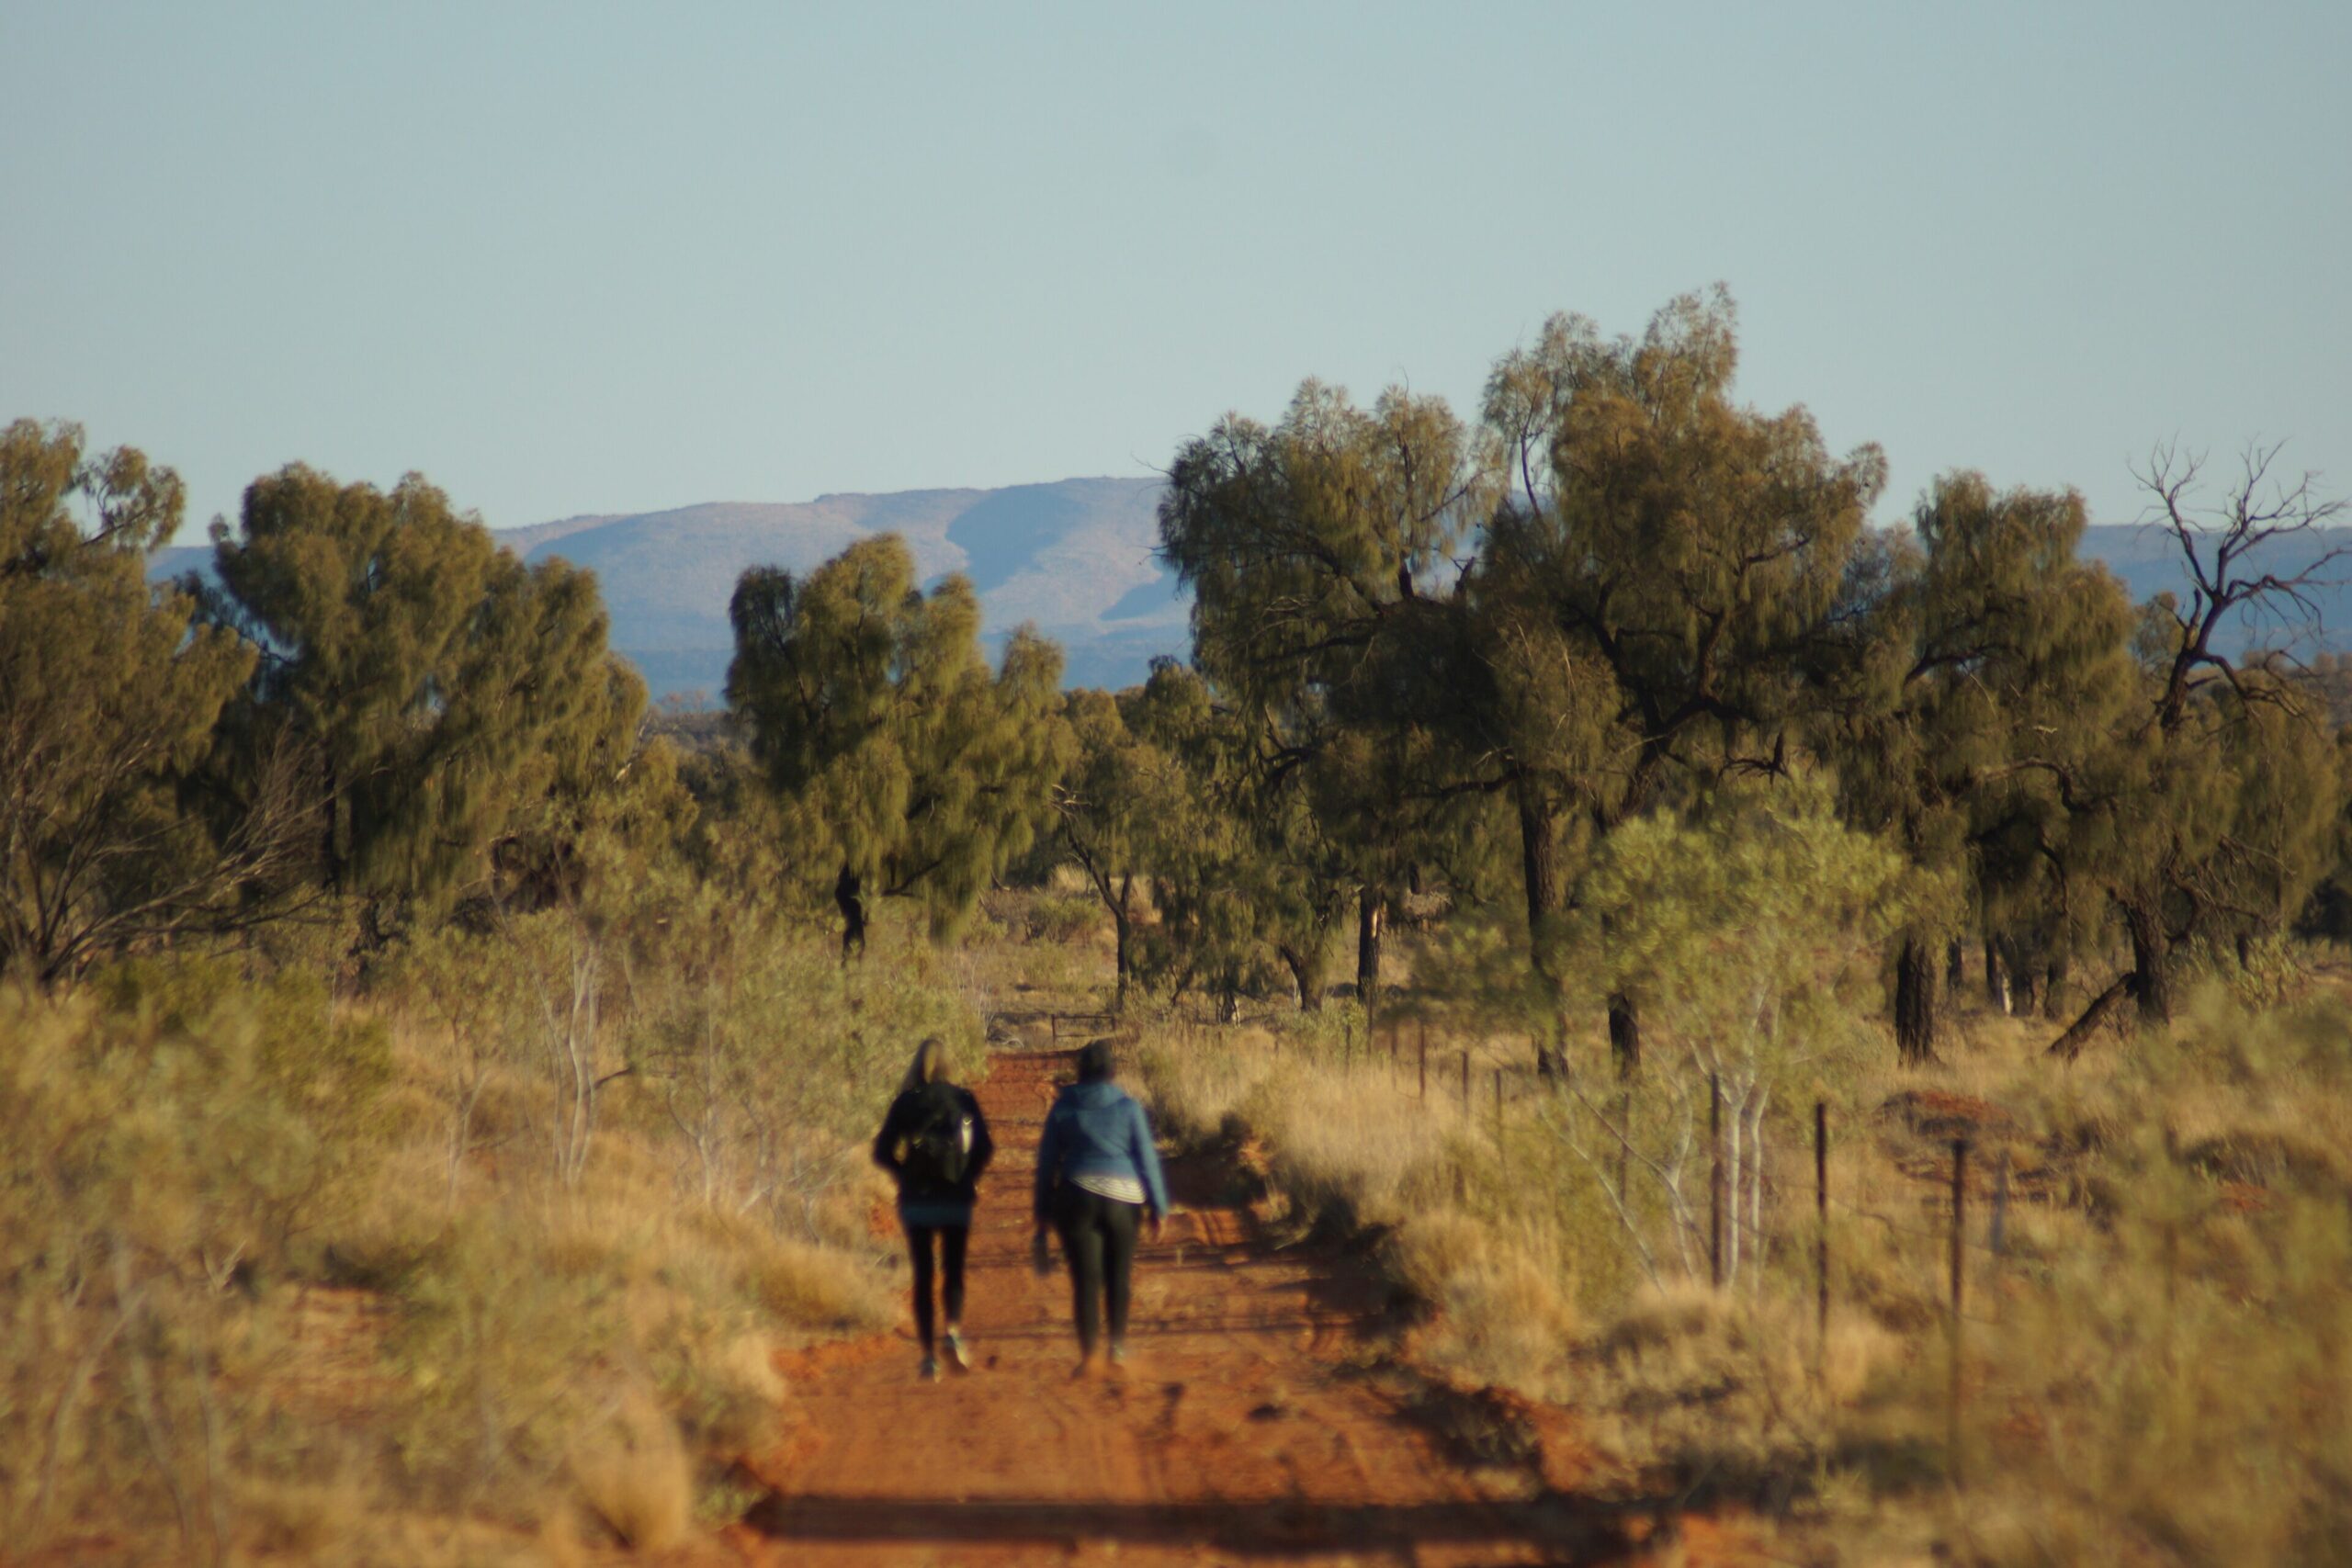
[2047,443,2346,1050]
[2139,440,2350,732]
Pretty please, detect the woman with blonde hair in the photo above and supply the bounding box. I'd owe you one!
[872,1036,993,1381]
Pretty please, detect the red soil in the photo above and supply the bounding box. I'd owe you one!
[726,1047,1752,1567]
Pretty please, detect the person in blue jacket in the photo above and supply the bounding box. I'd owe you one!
[1033,1038,1169,1377]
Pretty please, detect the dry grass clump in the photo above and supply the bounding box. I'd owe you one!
[1137,1022,1586,1393]
[1394,1213,1582,1393]
[566,1389,694,1551]
[744,1235,895,1331]
[1138,1021,1454,1233]
[1245,1070,1454,1228]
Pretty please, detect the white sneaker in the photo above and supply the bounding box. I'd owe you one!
[920,1354,940,1382]
[943,1328,971,1372]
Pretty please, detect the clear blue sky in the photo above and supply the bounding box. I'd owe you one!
[4,1,2346,543]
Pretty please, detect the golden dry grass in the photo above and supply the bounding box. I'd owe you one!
[1139,950,2352,1564]
[0,920,943,1565]
[567,1389,694,1551]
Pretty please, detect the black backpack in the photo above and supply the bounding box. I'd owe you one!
[899,1085,972,1188]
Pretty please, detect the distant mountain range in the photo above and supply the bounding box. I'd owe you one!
[153,477,1188,698]
[151,479,2352,701]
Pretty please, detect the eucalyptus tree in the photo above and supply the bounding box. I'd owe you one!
[1476,291,1886,1073]
[1817,473,2138,1063]
[1165,294,1886,1075]
[0,421,307,984]
[2041,446,2346,1050]
[1159,378,1487,1013]
[726,535,1068,954]
[205,465,640,928]
[1118,660,1274,1018]
[1055,686,1173,1011]
[1089,659,1350,1017]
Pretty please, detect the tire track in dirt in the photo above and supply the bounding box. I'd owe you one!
[727,1046,1745,1566]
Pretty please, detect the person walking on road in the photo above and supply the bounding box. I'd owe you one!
[873,1037,993,1382]
[1034,1038,1169,1379]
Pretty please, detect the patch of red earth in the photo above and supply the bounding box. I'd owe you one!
[265,1285,404,1423]
[729,1046,1763,1567]
[1878,1089,2018,1142]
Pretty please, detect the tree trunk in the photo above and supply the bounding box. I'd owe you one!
[1608,992,1641,1078]
[2041,956,2069,1021]
[1515,775,1571,1073]
[2125,897,2174,1024]
[2049,973,2133,1058]
[1982,934,2007,1013]
[833,863,867,959]
[2004,936,2038,1014]
[1946,938,1965,992]
[1279,944,1327,1011]
[1894,935,1938,1065]
[1111,900,1131,1015]
[2235,931,2253,970]
[1355,888,1385,1019]
[321,749,346,894]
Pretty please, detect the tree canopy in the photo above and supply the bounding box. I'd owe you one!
[0,421,300,984]
[205,465,644,923]
[725,534,1068,953]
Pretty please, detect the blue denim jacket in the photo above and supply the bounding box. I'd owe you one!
[1033,1080,1170,1220]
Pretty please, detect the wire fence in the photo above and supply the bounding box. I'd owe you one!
[1134,1006,2053,1480]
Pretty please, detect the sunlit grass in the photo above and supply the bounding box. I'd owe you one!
[1139,939,2352,1562]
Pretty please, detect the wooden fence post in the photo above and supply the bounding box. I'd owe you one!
[1815,1100,1829,1379]
[1460,1050,1471,1117]
[1418,1028,1428,1100]
[1949,1136,1970,1486]
[1708,1072,1724,1290]
[1615,1089,1631,1201]
[1988,1148,2010,1258]
[1493,1067,1503,1146]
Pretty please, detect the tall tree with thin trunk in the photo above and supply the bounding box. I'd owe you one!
[726,535,1069,955]
[1159,381,1486,1024]
[1053,687,1177,1012]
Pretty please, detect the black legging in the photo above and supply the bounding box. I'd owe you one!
[1053,1185,1140,1356]
[904,1223,968,1355]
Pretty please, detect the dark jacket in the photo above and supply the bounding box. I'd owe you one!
[872,1082,994,1209]
[1033,1079,1170,1221]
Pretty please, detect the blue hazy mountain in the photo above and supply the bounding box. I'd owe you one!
[150,484,2351,702]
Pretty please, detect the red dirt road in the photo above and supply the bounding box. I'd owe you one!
[729,1048,1739,1566]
